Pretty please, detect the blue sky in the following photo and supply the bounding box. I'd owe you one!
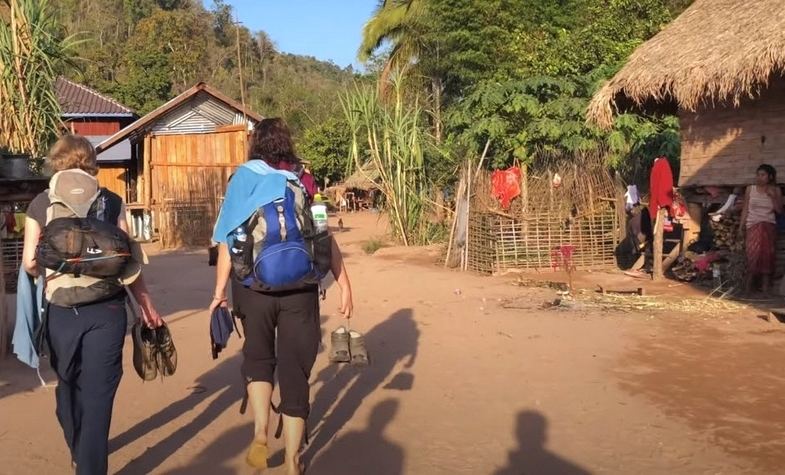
[202,0,379,69]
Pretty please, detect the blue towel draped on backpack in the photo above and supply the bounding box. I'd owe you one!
[211,160,298,244]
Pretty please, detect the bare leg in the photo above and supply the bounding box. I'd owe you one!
[247,381,273,443]
[283,415,305,474]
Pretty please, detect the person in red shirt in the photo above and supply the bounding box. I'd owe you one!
[275,160,317,198]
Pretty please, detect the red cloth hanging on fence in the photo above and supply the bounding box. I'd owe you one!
[491,166,522,210]
[649,157,674,220]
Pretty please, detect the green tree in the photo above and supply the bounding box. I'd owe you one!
[298,117,353,186]
[115,49,172,113]
[125,8,210,92]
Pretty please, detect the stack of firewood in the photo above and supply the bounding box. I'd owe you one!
[710,214,743,252]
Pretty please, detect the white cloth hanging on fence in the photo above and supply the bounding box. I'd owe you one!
[625,185,640,211]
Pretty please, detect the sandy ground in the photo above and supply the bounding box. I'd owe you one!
[2,212,785,474]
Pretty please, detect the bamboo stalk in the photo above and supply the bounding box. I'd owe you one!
[464,161,471,271]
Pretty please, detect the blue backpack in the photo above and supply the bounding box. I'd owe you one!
[228,180,332,292]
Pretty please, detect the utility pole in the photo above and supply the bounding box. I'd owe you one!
[235,15,247,125]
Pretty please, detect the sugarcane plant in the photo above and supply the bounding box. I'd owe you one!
[341,71,428,246]
[0,0,76,165]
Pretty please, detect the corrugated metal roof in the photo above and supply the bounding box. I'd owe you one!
[86,135,132,162]
[96,83,262,153]
[56,77,135,117]
[150,92,245,135]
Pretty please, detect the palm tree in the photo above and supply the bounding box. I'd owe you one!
[358,0,444,142]
[358,0,423,73]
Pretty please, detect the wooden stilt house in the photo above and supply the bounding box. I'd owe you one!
[97,82,262,248]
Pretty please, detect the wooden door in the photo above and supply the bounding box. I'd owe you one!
[150,127,247,248]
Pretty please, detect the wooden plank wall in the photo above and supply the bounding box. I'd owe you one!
[680,79,785,187]
[149,127,247,247]
[69,120,121,136]
[97,164,128,201]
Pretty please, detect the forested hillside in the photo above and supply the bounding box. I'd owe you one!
[49,0,354,135]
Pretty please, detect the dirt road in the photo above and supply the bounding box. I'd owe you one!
[1,212,784,474]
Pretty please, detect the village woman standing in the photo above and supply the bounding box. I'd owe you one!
[209,118,353,474]
[739,164,783,295]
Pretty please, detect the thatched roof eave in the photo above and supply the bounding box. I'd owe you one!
[587,0,785,128]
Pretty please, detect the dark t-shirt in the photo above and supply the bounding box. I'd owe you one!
[27,189,123,226]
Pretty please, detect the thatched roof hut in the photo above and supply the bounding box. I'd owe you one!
[587,0,785,129]
[587,0,785,190]
[343,161,380,191]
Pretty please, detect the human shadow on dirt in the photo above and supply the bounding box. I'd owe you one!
[299,308,419,469]
[494,411,591,475]
[110,316,330,474]
[111,355,244,475]
[310,398,404,474]
[0,357,56,401]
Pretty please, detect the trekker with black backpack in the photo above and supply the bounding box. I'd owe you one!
[21,134,165,475]
[209,118,354,475]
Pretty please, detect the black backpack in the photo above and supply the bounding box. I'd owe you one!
[36,170,131,306]
[37,216,131,278]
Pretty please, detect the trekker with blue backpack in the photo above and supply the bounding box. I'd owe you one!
[209,118,354,475]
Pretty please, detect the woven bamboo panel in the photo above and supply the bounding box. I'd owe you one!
[467,156,621,274]
[1,238,23,293]
[468,206,619,273]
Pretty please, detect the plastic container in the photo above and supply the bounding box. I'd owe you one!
[712,264,722,288]
[311,199,329,234]
[231,226,247,256]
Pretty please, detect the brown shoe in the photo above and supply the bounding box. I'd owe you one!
[153,323,177,377]
[132,323,157,381]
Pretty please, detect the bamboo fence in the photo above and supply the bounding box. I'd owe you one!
[465,157,622,274]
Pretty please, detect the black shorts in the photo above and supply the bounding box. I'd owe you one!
[232,281,320,419]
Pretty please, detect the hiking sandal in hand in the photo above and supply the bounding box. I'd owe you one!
[349,331,369,366]
[153,323,177,377]
[329,326,350,363]
[132,322,158,381]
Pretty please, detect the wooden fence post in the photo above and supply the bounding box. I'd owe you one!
[653,208,665,280]
[0,253,7,359]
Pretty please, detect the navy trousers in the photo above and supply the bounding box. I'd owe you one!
[47,296,126,475]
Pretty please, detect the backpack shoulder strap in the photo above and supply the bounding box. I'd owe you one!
[88,188,122,223]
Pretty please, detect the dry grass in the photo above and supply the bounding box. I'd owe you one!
[587,0,785,128]
[579,292,747,314]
